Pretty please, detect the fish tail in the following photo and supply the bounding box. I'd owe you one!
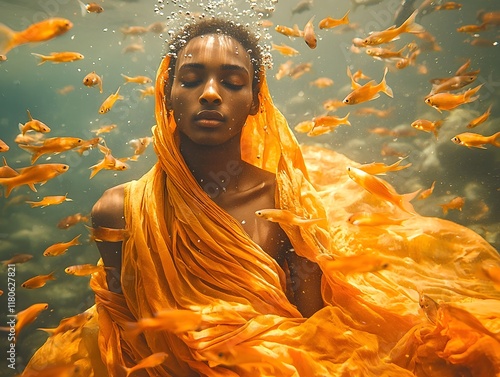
[490,131,500,147]
[0,180,14,198]
[343,113,351,126]
[433,120,444,139]
[465,83,484,103]
[31,53,48,65]
[400,189,421,215]
[37,327,56,336]
[77,0,88,17]
[0,22,16,55]
[402,10,425,34]
[380,67,394,98]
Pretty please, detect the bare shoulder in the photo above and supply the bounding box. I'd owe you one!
[91,183,126,229]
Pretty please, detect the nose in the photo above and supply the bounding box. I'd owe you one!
[199,78,222,105]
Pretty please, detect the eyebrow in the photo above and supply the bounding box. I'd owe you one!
[178,63,249,75]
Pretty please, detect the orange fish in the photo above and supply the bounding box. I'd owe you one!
[0,163,69,197]
[365,46,407,61]
[0,54,6,61]
[75,137,101,155]
[425,84,483,112]
[121,74,153,84]
[362,10,425,46]
[56,85,75,95]
[31,51,84,65]
[21,272,56,289]
[83,71,103,93]
[428,75,477,95]
[15,302,49,337]
[78,0,104,15]
[346,166,420,215]
[451,131,500,149]
[271,42,299,56]
[368,127,397,137]
[294,120,314,134]
[19,110,51,135]
[439,196,465,215]
[89,148,130,178]
[128,137,152,156]
[319,10,350,30]
[418,181,436,200]
[355,107,394,118]
[435,2,462,10]
[303,16,317,49]
[0,18,73,55]
[148,21,167,34]
[138,86,155,99]
[343,67,393,105]
[43,234,81,257]
[317,253,390,276]
[467,104,492,128]
[0,138,9,152]
[255,208,325,227]
[274,24,304,38]
[308,113,351,136]
[92,124,117,136]
[357,159,411,175]
[120,26,149,37]
[57,213,90,229]
[86,225,129,242]
[478,11,500,26]
[121,352,169,377]
[122,43,145,54]
[1,253,33,266]
[25,193,72,208]
[419,293,439,324]
[19,136,83,163]
[65,263,107,276]
[124,310,202,336]
[99,87,124,114]
[38,311,92,337]
[411,119,444,139]
[457,24,486,33]
[310,77,334,88]
[348,212,405,226]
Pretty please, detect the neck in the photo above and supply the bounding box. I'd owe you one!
[179,132,246,197]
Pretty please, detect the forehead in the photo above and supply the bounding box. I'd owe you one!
[175,34,252,72]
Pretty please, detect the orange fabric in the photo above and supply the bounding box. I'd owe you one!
[24,55,500,376]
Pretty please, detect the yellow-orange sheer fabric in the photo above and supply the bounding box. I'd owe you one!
[24,54,500,376]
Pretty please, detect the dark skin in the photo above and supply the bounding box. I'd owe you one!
[91,34,324,317]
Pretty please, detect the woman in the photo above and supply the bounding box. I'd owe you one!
[24,17,500,377]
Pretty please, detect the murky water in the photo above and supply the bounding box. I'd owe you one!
[0,0,498,374]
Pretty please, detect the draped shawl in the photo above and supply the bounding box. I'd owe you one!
[25,54,500,377]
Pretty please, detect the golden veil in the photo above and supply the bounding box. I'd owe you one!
[24,53,500,377]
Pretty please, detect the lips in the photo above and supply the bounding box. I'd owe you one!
[194,110,225,128]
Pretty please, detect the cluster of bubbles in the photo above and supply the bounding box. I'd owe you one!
[154,0,278,68]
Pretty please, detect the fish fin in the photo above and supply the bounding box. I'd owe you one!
[31,53,47,65]
[402,10,425,34]
[77,0,88,17]
[0,22,16,55]
[491,131,500,148]
[380,67,394,98]
[400,189,421,215]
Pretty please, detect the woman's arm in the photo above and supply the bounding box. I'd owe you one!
[286,250,324,317]
[91,184,126,293]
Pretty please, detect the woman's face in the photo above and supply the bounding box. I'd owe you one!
[168,34,257,146]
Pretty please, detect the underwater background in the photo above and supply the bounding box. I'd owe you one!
[0,0,498,374]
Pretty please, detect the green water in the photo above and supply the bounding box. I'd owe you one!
[0,0,498,374]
